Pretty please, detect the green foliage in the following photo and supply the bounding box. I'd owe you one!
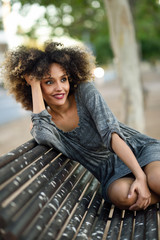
[13,0,113,64]
[132,0,160,61]
[0,19,4,30]
[12,0,160,64]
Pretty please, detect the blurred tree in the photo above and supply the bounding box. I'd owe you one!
[12,0,113,65]
[12,0,160,64]
[0,1,9,86]
[132,0,160,62]
[104,0,145,131]
[11,0,160,64]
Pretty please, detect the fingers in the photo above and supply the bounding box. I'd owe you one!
[143,196,151,210]
[127,178,152,211]
[24,74,40,86]
[127,182,135,199]
[24,74,31,82]
[129,195,151,211]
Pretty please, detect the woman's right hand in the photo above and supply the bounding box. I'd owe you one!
[24,75,40,87]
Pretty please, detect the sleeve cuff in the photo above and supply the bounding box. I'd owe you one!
[31,109,51,118]
[106,128,126,153]
[31,109,53,123]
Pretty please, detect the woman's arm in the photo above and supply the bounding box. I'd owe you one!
[111,133,151,210]
[25,75,64,152]
[25,75,45,113]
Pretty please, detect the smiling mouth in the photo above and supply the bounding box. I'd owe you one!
[53,94,65,99]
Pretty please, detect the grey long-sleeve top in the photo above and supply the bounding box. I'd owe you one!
[31,82,160,202]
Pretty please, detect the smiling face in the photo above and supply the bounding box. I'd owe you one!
[41,63,70,109]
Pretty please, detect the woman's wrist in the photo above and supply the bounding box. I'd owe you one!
[135,171,146,181]
[30,79,41,88]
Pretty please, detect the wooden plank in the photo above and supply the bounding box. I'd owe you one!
[0,145,49,186]
[0,139,37,168]
[40,173,95,240]
[106,207,123,240]
[73,188,102,240]
[120,210,134,240]
[4,160,78,240]
[91,201,112,240]
[59,179,100,240]
[145,204,158,240]
[133,210,145,240]
[0,154,68,228]
[20,164,86,240]
[0,149,59,205]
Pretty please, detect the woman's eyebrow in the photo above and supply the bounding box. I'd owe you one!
[43,74,67,80]
[61,74,68,78]
[43,76,54,80]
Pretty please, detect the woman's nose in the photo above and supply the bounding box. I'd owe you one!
[55,82,62,91]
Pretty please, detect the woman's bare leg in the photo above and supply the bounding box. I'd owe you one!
[107,174,160,210]
[144,161,160,196]
[107,177,137,210]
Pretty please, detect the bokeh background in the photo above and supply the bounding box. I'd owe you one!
[0,0,160,155]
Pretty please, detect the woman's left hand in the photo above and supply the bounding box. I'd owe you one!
[128,177,151,211]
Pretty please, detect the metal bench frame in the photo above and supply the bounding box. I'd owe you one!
[0,139,160,240]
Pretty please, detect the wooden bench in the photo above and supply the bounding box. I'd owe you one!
[0,139,159,240]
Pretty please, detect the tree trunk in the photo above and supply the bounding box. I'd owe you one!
[104,0,145,132]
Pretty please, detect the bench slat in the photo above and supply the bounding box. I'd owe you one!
[4,160,78,240]
[120,210,134,240]
[145,204,158,240]
[0,149,59,205]
[133,210,145,239]
[91,201,112,240]
[0,154,68,228]
[20,164,86,240]
[42,174,98,240]
[106,207,123,240]
[56,179,100,240]
[0,139,37,168]
[40,172,94,240]
[73,188,102,240]
[0,145,49,185]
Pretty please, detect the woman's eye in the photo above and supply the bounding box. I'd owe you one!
[61,77,67,82]
[45,80,53,85]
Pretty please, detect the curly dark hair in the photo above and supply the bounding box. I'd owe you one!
[2,41,96,111]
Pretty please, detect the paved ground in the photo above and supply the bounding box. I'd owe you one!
[0,68,160,156]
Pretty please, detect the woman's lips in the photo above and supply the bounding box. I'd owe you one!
[53,93,65,99]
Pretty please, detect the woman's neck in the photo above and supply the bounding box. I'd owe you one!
[48,95,74,119]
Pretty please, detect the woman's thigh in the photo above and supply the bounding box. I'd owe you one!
[144,161,160,194]
[107,177,137,209]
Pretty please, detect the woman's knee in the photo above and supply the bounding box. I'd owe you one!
[107,178,137,210]
[144,161,160,194]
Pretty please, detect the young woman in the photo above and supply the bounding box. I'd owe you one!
[3,41,160,211]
